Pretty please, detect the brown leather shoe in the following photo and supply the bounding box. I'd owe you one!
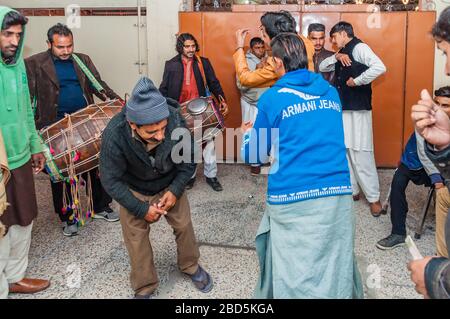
[9,278,50,294]
[352,193,360,201]
[369,201,384,217]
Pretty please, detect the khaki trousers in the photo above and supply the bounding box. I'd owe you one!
[120,189,200,295]
[435,187,449,258]
[0,223,33,299]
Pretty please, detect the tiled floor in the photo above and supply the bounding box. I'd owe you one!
[11,164,437,299]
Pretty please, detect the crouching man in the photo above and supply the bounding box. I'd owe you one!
[99,77,212,298]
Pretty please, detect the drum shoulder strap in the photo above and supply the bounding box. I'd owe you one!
[72,54,105,93]
[195,55,211,97]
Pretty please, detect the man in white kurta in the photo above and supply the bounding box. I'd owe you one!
[319,21,386,216]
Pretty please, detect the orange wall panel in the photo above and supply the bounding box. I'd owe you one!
[201,12,264,131]
[341,12,407,167]
[403,11,436,146]
[178,12,434,166]
[201,13,265,159]
[179,12,203,55]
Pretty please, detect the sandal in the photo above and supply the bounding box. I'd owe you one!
[190,265,213,293]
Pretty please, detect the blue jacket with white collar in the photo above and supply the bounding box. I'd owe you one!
[241,68,352,205]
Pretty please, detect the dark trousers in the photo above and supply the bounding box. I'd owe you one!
[390,163,431,236]
[50,168,112,222]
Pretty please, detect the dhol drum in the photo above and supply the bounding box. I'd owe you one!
[179,96,226,145]
[40,100,123,183]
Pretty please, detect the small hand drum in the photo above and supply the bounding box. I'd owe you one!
[180,96,225,145]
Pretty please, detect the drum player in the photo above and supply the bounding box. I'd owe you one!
[159,33,229,192]
[25,23,122,237]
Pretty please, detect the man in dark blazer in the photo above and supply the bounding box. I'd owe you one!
[159,33,228,192]
[25,23,121,237]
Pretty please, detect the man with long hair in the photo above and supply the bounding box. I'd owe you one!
[159,33,228,192]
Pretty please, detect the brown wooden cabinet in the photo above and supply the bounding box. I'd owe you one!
[179,10,435,167]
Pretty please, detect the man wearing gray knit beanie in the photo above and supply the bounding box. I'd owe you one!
[100,77,213,298]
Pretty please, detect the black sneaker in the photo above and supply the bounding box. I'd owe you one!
[62,221,78,237]
[206,177,223,192]
[376,234,406,250]
[186,177,196,190]
[93,207,120,222]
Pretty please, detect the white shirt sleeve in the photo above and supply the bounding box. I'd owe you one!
[351,43,386,86]
[319,54,337,72]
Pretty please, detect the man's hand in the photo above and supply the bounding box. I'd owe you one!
[346,77,356,87]
[144,204,167,223]
[157,191,177,212]
[411,89,450,149]
[236,29,249,50]
[219,101,229,118]
[31,152,46,174]
[256,57,268,69]
[434,182,445,189]
[335,53,352,67]
[407,256,434,298]
[240,121,253,134]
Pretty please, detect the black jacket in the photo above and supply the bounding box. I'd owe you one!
[99,98,196,219]
[335,37,372,111]
[159,54,225,103]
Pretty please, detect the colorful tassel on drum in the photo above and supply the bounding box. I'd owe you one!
[71,151,81,162]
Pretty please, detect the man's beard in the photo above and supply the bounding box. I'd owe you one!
[57,54,71,60]
[1,47,17,64]
[1,46,17,58]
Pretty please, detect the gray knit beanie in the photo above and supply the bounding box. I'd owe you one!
[126,77,169,125]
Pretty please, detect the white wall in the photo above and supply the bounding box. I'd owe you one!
[22,15,148,98]
[3,0,183,93]
[433,2,450,90]
[146,0,182,86]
